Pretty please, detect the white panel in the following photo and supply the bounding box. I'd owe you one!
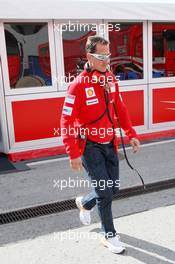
[104,20,148,87]
[0,56,10,153]
[0,21,58,95]
[54,19,101,91]
[148,21,175,85]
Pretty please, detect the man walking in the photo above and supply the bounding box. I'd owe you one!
[61,36,140,254]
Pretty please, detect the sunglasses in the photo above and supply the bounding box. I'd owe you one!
[89,53,111,61]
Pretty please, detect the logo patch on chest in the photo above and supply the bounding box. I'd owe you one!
[86,98,99,105]
[65,94,75,104]
[63,105,73,116]
[85,87,96,98]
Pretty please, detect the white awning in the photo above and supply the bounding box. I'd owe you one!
[0,0,175,20]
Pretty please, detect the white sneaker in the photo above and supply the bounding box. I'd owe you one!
[75,196,91,225]
[101,235,126,254]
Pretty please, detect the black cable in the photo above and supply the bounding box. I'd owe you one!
[103,82,146,190]
[111,99,146,190]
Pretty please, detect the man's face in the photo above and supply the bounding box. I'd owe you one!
[87,43,110,73]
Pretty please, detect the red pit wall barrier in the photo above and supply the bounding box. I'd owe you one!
[8,129,175,162]
[153,87,175,123]
[12,97,64,141]
[121,90,144,126]
[7,90,174,162]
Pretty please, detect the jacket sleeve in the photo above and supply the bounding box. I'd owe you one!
[60,82,82,159]
[115,84,138,140]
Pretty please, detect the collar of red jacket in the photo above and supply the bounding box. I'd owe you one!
[84,62,117,86]
[91,69,116,86]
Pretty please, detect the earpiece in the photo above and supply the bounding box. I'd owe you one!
[106,64,110,71]
[85,62,92,73]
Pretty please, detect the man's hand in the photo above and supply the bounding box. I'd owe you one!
[130,138,140,153]
[70,157,83,171]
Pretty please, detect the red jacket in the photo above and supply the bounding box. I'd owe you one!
[61,69,138,159]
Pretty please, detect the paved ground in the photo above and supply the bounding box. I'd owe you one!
[0,138,175,263]
[0,193,174,264]
[0,139,175,213]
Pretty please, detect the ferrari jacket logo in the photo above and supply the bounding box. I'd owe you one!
[85,87,96,98]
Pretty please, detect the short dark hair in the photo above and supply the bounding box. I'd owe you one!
[85,36,109,53]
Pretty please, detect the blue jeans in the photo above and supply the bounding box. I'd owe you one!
[81,141,120,238]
